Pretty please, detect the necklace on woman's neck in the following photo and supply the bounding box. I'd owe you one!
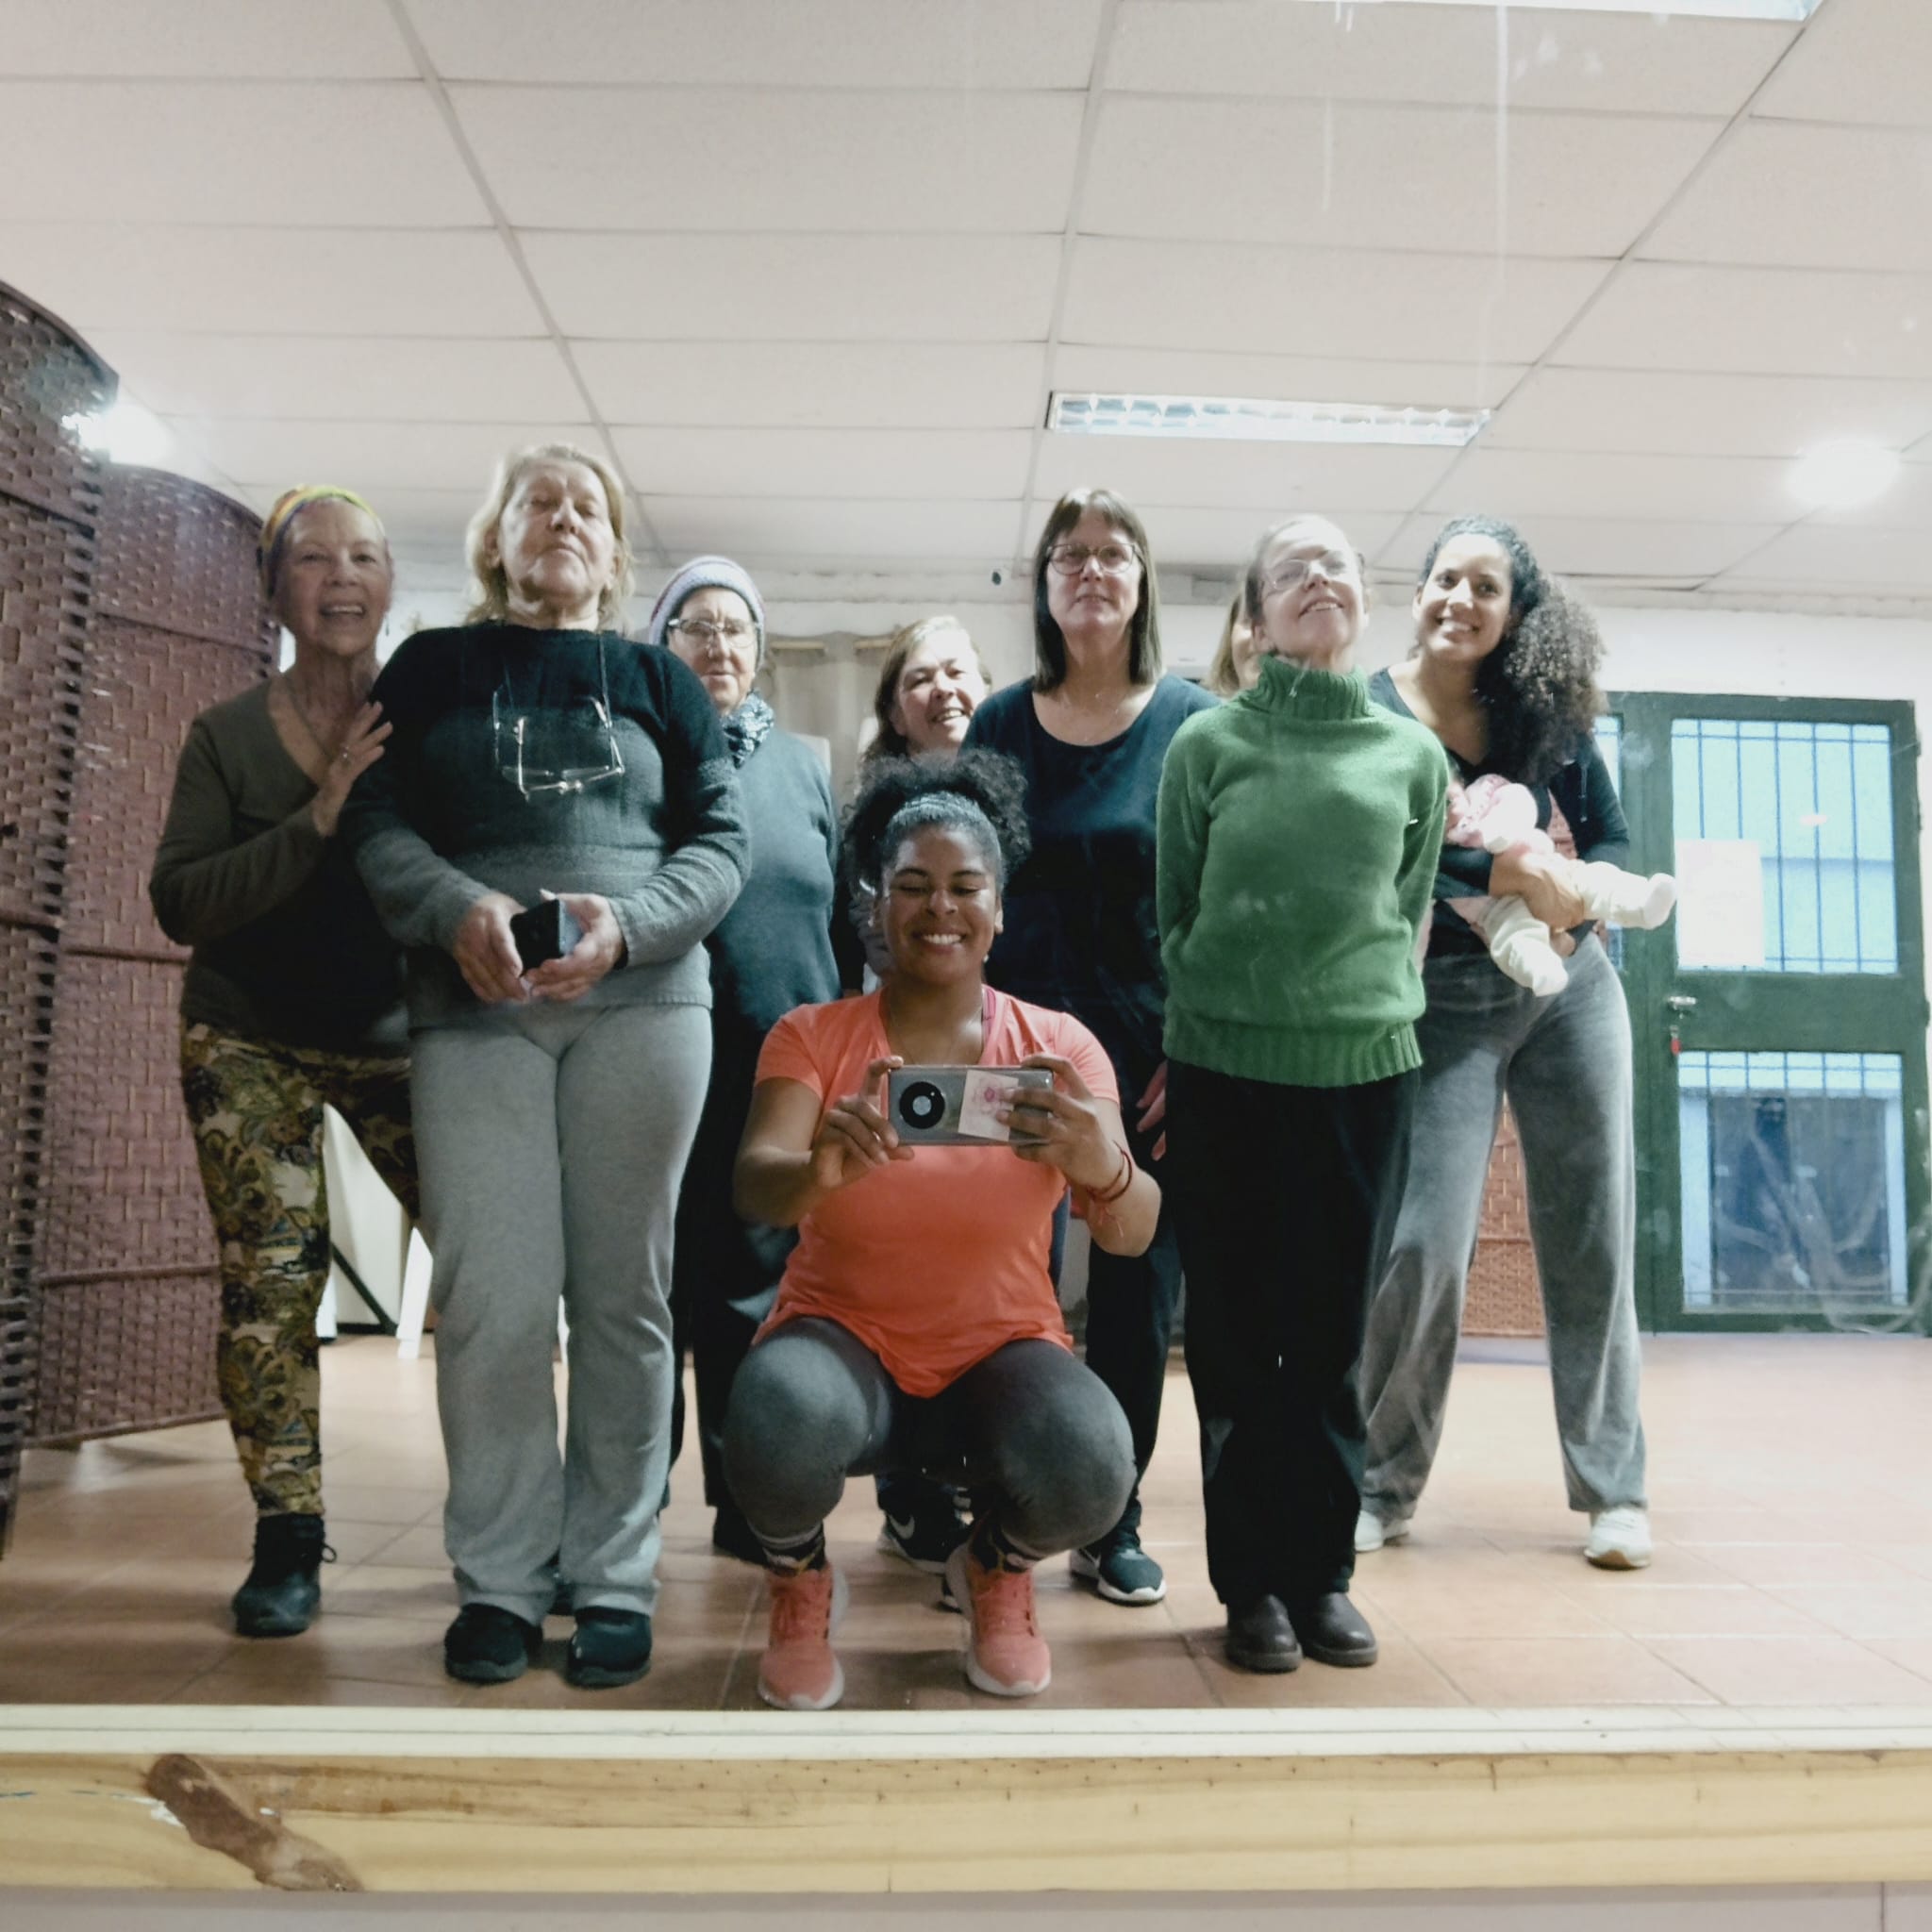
[281,670,350,761]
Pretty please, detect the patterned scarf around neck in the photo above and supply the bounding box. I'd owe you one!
[723,691,776,768]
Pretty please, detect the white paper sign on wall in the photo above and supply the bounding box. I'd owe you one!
[1674,839,1768,970]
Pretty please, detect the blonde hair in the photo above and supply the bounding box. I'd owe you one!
[1204,585,1250,698]
[465,441,634,630]
[864,616,991,763]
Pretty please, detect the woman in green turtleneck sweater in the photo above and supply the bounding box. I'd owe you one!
[1157,515,1447,1677]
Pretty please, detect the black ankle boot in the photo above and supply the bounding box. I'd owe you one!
[232,1512,330,1638]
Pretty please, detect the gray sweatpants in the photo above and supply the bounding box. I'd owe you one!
[724,1318,1134,1561]
[1359,936,1647,1520]
[412,999,710,1624]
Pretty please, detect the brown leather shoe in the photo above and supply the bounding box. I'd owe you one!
[1293,1591,1378,1668]
[1224,1594,1301,1674]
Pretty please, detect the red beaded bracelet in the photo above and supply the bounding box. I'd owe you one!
[1089,1141,1135,1207]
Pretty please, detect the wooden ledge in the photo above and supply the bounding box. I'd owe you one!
[3,1707,1931,1895]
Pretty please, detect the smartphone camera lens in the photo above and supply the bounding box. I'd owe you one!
[898,1080,945,1130]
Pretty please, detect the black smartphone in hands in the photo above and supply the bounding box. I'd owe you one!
[509,896,583,969]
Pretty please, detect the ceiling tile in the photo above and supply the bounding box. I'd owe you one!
[410,0,1102,88]
[0,224,543,337]
[352,486,496,546]
[524,232,1061,341]
[0,0,414,76]
[1109,504,1406,575]
[1752,0,1932,128]
[0,82,486,225]
[182,419,600,492]
[454,86,1082,232]
[1370,512,1782,584]
[575,341,1045,428]
[1481,517,1788,582]
[1710,524,1932,594]
[1107,0,1794,117]
[87,334,584,423]
[643,495,1019,565]
[1084,98,1720,258]
[1484,368,1932,459]
[1553,262,1932,380]
[1642,122,1932,275]
[1426,448,1797,523]
[1051,346,1526,411]
[612,426,1032,499]
[1029,435,1457,515]
[1807,457,1932,530]
[1063,239,1610,364]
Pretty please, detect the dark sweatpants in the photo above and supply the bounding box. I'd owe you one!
[669,1024,791,1514]
[724,1319,1134,1561]
[1166,1059,1418,1610]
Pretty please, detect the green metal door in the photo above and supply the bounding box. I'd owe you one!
[1607,693,1927,1334]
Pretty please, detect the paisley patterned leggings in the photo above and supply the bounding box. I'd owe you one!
[179,1023,417,1518]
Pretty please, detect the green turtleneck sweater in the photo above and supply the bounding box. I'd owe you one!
[1157,656,1449,1089]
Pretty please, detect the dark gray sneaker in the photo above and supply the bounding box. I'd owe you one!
[566,1607,653,1689]
[443,1604,541,1685]
[876,1486,968,1575]
[1070,1526,1167,1605]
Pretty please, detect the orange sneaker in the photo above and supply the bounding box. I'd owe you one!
[758,1562,848,1711]
[945,1542,1051,1697]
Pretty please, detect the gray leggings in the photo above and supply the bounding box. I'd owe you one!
[723,1319,1134,1561]
[1360,937,1647,1520]
[412,998,710,1624]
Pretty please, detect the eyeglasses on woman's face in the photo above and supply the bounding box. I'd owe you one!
[1263,550,1359,596]
[1045,541,1141,577]
[666,616,758,652]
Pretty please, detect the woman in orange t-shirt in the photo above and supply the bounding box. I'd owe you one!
[726,753,1158,1710]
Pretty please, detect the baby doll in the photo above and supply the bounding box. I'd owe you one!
[1444,773,1676,996]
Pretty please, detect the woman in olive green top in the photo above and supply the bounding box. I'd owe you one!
[150,485,415,1641]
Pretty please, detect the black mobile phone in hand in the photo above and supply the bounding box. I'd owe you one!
[509,897,583,969]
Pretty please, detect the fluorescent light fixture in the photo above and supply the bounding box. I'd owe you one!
[64,400,173,465]
[1049,392,1490,449]
[1789,441,1900,511]
[1300,2,1820,18]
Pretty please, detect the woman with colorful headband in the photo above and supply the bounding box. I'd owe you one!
[342,444,747,1691]
[150,484,415,1640]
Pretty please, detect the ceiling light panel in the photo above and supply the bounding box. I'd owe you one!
[1049,392,1489,448]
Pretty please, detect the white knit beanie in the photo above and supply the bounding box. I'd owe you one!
[645,555,767,664]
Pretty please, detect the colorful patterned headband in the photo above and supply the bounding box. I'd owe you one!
[258,485,385,597]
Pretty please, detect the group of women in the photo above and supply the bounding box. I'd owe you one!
[151,441,1650,1707]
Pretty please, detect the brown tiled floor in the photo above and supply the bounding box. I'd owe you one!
[4,1332,1932,1712]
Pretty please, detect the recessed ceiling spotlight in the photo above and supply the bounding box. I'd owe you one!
[63,400,172,466]
[1298,1,1820,18]
[1789,441,1901,511]
[1048,393,1490,449]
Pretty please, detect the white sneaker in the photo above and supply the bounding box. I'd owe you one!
[1584,1505,1653,1571]
[1355,1508,1410,1554]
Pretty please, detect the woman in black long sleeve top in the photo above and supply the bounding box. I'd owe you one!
[1356,516,1650,1574]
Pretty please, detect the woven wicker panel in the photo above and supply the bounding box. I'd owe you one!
[0,286,107,1546]
[60,613,258,957]
[40,955,214,1279]
[0,282,112,529]
[94,464,275,652]
[1465,1106,1547,1339]
[31,1274,220,1442]
[0,925,59,1308]
[32,469,274,1450]
[0,496,91,926]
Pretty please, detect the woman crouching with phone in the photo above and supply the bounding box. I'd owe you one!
[726,754,1152,1709]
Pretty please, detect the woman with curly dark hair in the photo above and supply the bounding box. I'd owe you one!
[724,751,1151,1708]
[1356,516,1652,1573]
